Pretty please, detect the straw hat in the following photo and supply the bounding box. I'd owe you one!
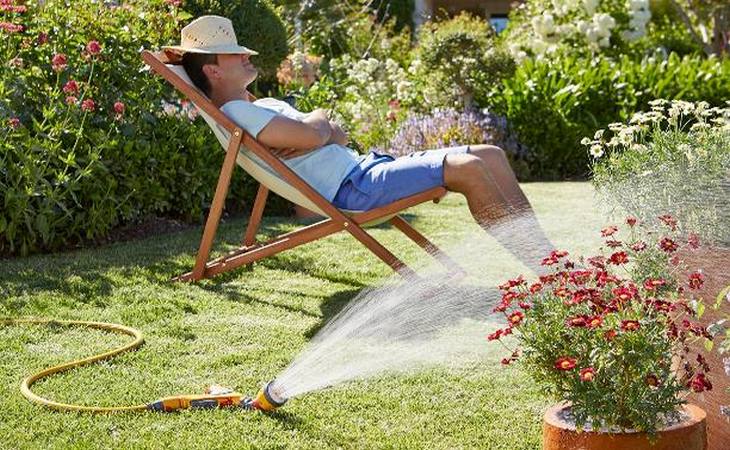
[162,15,259,55]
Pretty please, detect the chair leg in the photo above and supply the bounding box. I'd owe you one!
[390,215,466,276]
[190,131,243,281]
[242,184,268,247]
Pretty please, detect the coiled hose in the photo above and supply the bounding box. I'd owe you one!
[1,318,149,413]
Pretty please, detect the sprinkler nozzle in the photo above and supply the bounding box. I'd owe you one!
[252,380,287,411]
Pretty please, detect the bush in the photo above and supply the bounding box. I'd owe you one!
[411,13,515,109]
[183,0,288,82]
[488,53,730,180]
[589,100,730,246]
[0,1,283,256]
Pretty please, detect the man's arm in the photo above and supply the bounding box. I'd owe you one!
[256,108,331,153]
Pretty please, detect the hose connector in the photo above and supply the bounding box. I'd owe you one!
[252,380,287,411]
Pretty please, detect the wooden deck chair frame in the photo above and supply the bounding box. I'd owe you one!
[142,50,464,282]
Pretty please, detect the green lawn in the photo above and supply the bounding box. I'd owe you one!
[0,182,609,450]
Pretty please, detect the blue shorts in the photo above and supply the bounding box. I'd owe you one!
[332,146,470,211]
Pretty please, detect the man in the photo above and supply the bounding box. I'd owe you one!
[164,16,554,274]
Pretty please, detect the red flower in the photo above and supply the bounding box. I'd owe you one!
[687,272,704,290]
[626,216,637,227]
[601,225,618,237]
[606,239,622,248]
[608,251,629,265]
[579,367,596,382]
[487,329,503,341]
[62,80,79,95]
[659,238,678,253]
[586,316,603,328]
[630,241,647,252]
[81,98,95,112]
[508,311,525,326]
[501,358,511,365]
[539,274,556,284]
[541,256,559,266]
[604,329,617,341]
[86,40,102,55]
[643,278,666,291]
[388,99,400,110]
[566,315,588,327]
[551,250,569,259]
[620,320,640,332]
[587,256,606,269]
[65,96,77,106]
[689,372,712,393]
[502,327,513,336]
[553,287,570,298]
[612,286,637,303]
[165,0,182,6]
[658,214,677,230]
[569,270,592,285]
[529,283,543,294]
[51,53,67,72]
[518,301,531,310]
[492,302,508,313]
[113,101,125,115]
[37,32,48,45]
[8,117,20,129]
[554,357,577,371]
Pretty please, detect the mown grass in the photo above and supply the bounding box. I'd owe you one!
[0,182,607,450]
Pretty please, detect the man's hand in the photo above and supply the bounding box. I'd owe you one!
[328,121,349,146]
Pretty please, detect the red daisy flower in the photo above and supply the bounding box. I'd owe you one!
[608,251,629,265]
[586,316,603,328]
[508,311,525,326]
[658,214,677,230]
[689,372,712,393]
[620,320,640,332]
[626,216,637,226]
[554,357,577,371]
[687,272,704,290]
[601,225,618,237]
[643,278,667,291]
[659,237,678,253]
[579,367,596,382]
[630,241,647,252]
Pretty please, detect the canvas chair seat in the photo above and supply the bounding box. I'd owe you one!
[142,50,463,282]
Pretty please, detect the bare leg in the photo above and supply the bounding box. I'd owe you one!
[443,145,555,274]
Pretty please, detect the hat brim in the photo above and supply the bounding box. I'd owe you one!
[161,44,259,56]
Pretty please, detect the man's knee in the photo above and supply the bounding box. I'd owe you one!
[444,154,490,193]
[469,144,506,163]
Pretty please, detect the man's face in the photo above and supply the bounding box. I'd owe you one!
[207,53,258,90]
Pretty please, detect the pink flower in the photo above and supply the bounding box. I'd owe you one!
[8,117,21,129]
[63,80,79,95]
[86,40,102,56]
[630,241,647,252]
[626,216,637,227]
[65,96,78,106]
[51,53,67,72]
[37,32,49,45]
[0,21,24,33]
[658,214,677,231]
[113,101,125,115]
[81,98,95,112]
[687,233,700,250]
[165,0,182,6]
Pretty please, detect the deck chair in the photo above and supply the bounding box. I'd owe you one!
[141,50,464,282]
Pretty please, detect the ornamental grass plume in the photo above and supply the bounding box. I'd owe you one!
[488,214,715,434]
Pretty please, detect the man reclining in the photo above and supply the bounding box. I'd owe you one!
[164,15,554,274]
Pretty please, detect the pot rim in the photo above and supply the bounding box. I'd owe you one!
[543,403,706,435]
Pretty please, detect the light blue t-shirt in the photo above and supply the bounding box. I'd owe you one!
[220,98,361,202]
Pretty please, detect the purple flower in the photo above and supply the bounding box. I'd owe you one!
[377,108,528,159]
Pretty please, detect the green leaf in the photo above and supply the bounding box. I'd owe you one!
[704,339,714,352]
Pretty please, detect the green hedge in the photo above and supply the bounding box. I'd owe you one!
[488,53,730,180]
[0,0,286,256]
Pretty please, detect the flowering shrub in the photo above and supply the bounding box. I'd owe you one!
[589,99,730,245]
[505,0,652,61]
[489,216,714,433]
[0,0,279,255]
[380,108,530,176]
[276,51,322,89]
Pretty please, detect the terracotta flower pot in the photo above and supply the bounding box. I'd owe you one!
[542,404,707,450]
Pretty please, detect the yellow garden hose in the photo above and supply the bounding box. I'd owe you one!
[1,318,275,413]
[1,318,149,413]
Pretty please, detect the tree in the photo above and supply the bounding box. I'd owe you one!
[667,0,730,56]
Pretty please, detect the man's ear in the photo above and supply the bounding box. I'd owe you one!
[202,63,219,81]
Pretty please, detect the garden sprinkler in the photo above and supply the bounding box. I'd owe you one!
[251,380,288,412]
